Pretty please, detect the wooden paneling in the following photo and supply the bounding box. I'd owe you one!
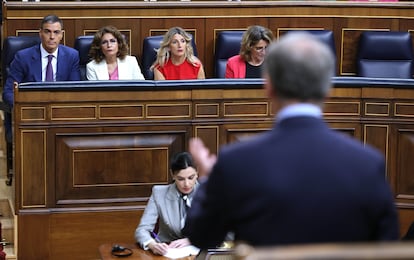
[54,131,179,205]
[5,1,414,77]
[395,129,414,200]
[12,78,414,259]
[18,214,50,260]
[20,130,46,208]
[6,1,414,258]
[18,210,142,260]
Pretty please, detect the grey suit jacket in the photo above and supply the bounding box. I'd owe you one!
[135,182,199,248]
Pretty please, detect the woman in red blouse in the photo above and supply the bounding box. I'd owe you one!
[152,27,205,80]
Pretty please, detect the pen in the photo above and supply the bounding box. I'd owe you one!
[150,231,162,243]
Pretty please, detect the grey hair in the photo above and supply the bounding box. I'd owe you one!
[263,32,335,102]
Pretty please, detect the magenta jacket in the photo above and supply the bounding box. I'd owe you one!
[225,55,246,78]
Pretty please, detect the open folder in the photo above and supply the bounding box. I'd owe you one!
[163,245,200,259]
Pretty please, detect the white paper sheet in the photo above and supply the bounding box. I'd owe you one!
[163,245,200,259]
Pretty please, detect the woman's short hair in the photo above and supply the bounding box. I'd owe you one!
[151,26,199,69]
[240,25,274,62]
[170,152,196,175]
[89,25,129,63]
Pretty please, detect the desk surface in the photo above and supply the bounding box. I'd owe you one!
[99,243,195,260]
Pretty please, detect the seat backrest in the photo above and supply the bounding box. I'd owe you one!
[357,31,414,78]
[214,31,244,78]
[74,35,94,80]
[305,30,336,58]
[2,36,41,84]
[141,35,198,80]
[286,30,336,74]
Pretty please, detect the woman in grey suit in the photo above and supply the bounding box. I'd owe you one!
[135,152,199,255]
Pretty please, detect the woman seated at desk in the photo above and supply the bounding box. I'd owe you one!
[86,25,145,80]
[226,25,274,79]
[135,152,199,255]
[152,27,205,80]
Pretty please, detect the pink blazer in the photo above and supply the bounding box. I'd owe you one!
[225,55,246,78]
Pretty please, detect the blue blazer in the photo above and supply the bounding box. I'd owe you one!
[3,44,80,106]
[184,116,399,249]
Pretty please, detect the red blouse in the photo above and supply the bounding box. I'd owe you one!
[156,59,201,80]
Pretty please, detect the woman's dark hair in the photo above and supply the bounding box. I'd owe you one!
[89,25,129,63]
[170,152,196,175]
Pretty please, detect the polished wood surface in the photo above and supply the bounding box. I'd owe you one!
[4,1,414,78]
[99,243,180,260]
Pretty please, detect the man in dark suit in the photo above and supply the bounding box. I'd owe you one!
[2,14,80,184]
[183,32,399,249]
[3,14,80,106]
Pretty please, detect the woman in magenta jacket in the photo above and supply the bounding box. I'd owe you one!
[225,25,274,78]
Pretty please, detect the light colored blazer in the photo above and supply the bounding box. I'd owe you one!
[86,55,145,80]
[135,182,199,249]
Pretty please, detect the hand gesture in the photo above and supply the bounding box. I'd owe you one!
[189,138,217,180]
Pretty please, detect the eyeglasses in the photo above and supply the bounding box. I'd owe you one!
[254,46,267,52]
[101,38,118,46]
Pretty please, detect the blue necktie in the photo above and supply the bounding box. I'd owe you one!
[46,55,54,81]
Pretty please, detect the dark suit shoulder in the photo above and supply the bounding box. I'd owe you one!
[58,44,79,55]
[330,128,383,161]
[15,44,40,57]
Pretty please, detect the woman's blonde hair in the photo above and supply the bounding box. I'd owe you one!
[151,27,198,70]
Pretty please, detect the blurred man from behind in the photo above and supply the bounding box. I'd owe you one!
[184,32,399,249]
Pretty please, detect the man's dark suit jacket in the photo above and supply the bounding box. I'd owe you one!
[3,44,80,106]
[184,116,399,249]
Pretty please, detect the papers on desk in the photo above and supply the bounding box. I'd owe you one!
[163,245,200,259]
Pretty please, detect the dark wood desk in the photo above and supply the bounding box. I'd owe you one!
[14,78,414,259]
[99,243,195,260]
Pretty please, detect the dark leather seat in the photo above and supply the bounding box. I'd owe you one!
[1,35,41,185]
[286,30,336,73]
[141,35,198,80]
[2,36,41,86]
[214,31,244,78]
[305,30,336,58]
[357,31,414,78]
[74,35,94,80]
